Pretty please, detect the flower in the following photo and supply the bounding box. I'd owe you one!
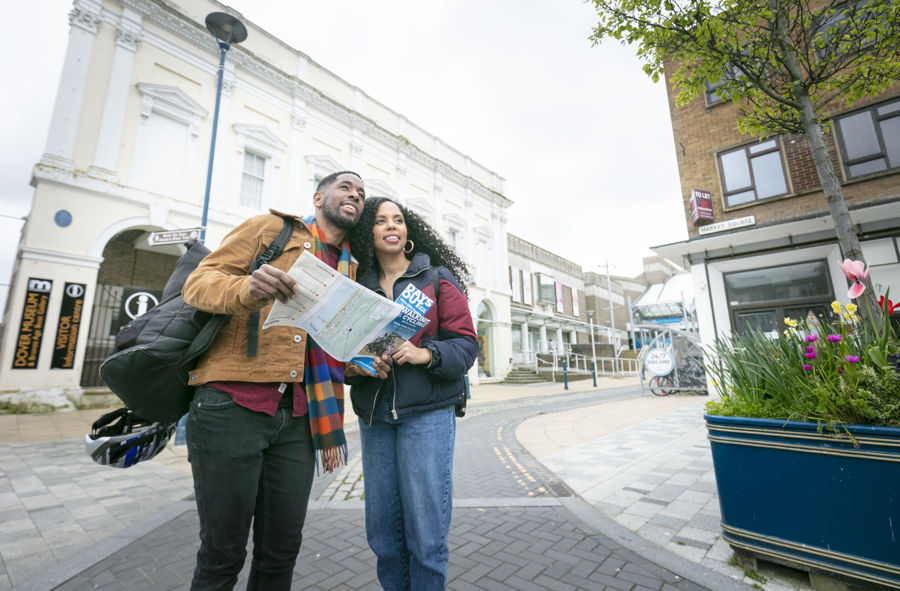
[839,259,869,299]
[879,295,898,316]
[705,285,900,429]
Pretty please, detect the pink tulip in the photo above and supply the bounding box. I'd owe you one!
[840,259,869,299]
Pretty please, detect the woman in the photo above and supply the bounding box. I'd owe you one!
[347,197,477,590]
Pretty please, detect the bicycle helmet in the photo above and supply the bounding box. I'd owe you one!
[84,408,176,468]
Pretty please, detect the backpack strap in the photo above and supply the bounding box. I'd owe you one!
[246,215,295,357]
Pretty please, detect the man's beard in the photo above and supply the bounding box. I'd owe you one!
[322,200,359,230]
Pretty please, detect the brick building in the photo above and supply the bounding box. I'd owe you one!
[654,56,900,344]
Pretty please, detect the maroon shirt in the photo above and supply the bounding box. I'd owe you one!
[208,242,342,417]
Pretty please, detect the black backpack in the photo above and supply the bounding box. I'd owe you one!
[99,216,294,422]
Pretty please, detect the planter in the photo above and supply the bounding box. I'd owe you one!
[705,414,900,589]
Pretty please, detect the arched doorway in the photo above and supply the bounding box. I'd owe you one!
[80,229,182,387]
[476,300,495,378]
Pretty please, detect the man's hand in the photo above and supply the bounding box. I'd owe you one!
[249,264,297,303]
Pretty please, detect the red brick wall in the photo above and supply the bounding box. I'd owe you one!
[664,60,900,235]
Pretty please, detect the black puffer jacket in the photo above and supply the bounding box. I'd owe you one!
[347,252,477,421]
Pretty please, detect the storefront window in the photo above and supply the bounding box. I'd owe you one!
[725,261,831,306]
[476,301,494,378]
[725,260,834,336]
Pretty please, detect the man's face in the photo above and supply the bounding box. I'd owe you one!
[316,173,365,230]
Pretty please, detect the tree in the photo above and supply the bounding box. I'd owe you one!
[589,0,900,321]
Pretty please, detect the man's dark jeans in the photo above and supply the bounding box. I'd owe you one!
[187,386,315,591]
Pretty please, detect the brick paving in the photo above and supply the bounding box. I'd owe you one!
[1,380,787,591]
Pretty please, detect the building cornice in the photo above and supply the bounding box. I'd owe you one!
[20,246,103,269]
[117,0,510,208]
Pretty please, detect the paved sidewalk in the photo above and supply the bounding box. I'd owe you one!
[0,377,811,590]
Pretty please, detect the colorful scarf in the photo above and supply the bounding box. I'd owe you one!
[302,216,350,473]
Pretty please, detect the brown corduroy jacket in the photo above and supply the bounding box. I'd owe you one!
[182,209,356,385]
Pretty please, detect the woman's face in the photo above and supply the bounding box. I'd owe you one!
[372,200,407,256]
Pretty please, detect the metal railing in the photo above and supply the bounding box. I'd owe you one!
[530,351,639,377]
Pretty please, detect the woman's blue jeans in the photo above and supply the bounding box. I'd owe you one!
[187,386,315,591]
[358,397,456,591]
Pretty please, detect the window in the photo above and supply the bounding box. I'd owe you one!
[812,0,874,59]
[239,152,266,210]
[835,98,900,179]
[535,273,556,304]
[705,64,746,106]
[131,84,206,198]
[446,228,459,249]
[718,139,789,206]
[725,260,834,336]
[233,125,286,211]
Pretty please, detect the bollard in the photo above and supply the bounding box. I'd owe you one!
[592,360,597,388]
[562,359,568,390]
[465,375,471,399]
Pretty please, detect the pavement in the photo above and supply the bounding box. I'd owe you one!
[0,376,819,591]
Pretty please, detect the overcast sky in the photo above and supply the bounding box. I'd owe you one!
[0,0,687,316]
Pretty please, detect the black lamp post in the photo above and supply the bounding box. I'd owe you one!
[200,12,247,244]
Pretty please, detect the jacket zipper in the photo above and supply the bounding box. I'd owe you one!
[390,370,399,419]
[370,264,427,422]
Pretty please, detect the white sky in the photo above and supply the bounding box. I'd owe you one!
[0,0,688,316]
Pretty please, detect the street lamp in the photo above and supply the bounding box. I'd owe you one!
[200,12,248,244]
[600,259,616,353]
[588,310,597,387]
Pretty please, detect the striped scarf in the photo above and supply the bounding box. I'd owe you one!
[303,216,350,473]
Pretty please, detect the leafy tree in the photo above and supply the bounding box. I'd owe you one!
[589,0,899,321]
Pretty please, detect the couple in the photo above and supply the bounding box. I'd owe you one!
[181,170,477,591]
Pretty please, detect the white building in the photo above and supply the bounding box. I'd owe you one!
[0,0,513,408]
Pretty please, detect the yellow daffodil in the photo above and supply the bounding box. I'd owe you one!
[831,301,842,314]
[846,303,858,314]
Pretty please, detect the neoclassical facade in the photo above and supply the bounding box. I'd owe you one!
[0,0,513,406]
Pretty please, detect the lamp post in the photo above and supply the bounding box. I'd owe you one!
[588,310,597,387]
[200,12,247,244]
[604,259,616,348]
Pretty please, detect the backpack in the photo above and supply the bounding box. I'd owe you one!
[99,216,295,422]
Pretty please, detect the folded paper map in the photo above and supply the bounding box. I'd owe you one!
[264,252,431,370]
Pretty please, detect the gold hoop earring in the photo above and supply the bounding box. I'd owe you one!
[404,240,414,254]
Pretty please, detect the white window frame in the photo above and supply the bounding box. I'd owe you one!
[131,83,207,199]
[232,124,287,214]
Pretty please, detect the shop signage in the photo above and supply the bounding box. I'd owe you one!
[12,278,53,369]
[120,287,162,323]
[697,215,756,236]
[644,347,675,376]
[51,282,87,369]
[690,188,714,224]
[147,227,203,246]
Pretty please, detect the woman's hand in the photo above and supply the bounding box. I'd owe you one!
[390,342,432,366]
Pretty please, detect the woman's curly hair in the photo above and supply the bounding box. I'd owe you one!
[348,197,471,298]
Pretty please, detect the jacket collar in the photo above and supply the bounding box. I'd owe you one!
[358,252,432,294]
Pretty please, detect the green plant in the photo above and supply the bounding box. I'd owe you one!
[706,294,900,429]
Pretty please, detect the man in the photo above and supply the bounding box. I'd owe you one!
[182,171,367,590]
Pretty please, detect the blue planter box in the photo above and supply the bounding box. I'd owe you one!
[705,414,900,588]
